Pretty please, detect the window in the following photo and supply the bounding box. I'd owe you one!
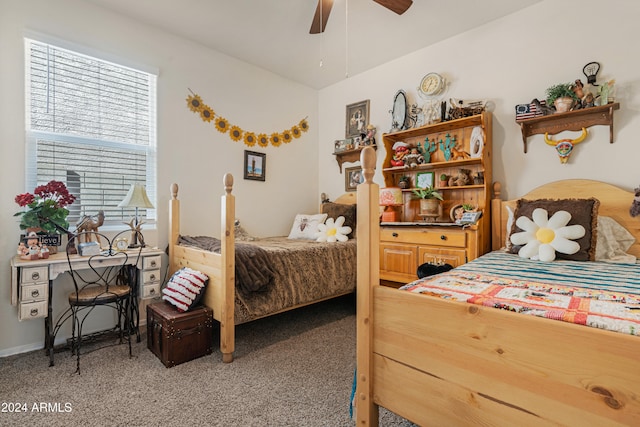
[25,37,157,228]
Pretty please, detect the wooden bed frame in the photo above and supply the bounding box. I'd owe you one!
[168,175,356,363]
[355,146,640,426]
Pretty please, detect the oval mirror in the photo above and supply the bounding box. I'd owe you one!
[391,90,407,132]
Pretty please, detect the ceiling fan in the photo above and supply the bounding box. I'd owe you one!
[310,0,413,34]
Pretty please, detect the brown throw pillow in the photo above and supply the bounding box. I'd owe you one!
[508,198,599,261]
[321,202,356,239]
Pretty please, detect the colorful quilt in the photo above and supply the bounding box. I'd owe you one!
[400,251,640,336]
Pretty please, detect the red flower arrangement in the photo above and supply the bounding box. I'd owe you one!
[14,180,76,234]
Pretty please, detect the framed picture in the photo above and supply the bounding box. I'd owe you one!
[244,150,266,181]
[345,166,364,192]
[345,99,370,139]
[416,171,434,189]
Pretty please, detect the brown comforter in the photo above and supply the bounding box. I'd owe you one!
[177,235,357,323]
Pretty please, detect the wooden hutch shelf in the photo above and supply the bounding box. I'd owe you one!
[333,145,376,172]
[516,102,619,153]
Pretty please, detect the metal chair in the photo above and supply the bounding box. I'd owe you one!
[53,229,143,373]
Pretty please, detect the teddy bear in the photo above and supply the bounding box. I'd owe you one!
[448,168,472,186]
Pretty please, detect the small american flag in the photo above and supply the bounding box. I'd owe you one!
[515,100,546,120]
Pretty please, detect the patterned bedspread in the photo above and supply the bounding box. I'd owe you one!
[179,235,357,324]
[400,251,640,336]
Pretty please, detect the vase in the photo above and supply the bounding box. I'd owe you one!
[553,97,574,113]
[419,199,440,222]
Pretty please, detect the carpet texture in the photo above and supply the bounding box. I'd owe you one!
[1,295,414,426]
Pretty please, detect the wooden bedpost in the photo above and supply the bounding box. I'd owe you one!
[169,183,180,276]
[220,173,235,363]
[356,146,379,426]
[491,181,503,251]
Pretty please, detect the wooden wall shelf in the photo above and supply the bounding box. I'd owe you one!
[516,102,620,153]
[333,145,376,172]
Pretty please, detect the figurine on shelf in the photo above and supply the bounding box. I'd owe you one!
[361,124,376,146]
[403,147,424,169]
[439,134,456,161]
[418,137,437,163]
[390,141,409,167]
[448,168,472,186]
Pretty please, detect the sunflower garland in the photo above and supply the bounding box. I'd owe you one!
[186,91,309,148]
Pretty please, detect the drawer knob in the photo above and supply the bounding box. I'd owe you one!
[392,232,398,237]
[150,261,157,267]
[30,308,39,316]
[440,235,447,240]
[31,272,40,280]
[150,274,156,281]
[150,289,156,295]
[31,290,40,298]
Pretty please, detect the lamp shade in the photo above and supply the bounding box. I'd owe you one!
[118,184,154,209]
[379,187,403,206]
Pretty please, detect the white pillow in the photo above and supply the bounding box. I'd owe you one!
[287,213,327,240]
[595,216,636,263]
[315,216,352,243]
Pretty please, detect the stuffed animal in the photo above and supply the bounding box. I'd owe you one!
[403,147,424,169]
[448,168,472,186]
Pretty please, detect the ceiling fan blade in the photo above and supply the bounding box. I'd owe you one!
[310,0,334,34]
[373,0,413,15]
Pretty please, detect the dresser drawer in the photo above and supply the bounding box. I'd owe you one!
[18,300,47,320]
[20,283,48,302]
[20,266,48,284]
[140,282,161,299]
[380,228,466,248]
[143,255,162,270]
[142,270,161,284]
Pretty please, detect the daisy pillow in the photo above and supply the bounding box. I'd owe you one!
[510,208,585,262]
[315,216,352,243]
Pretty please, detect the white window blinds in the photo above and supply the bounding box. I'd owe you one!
[25,38,157,227]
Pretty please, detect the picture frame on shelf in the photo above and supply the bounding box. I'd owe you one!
[416,172,434,189]
[244,150,266,181]
[345,166,364,192]
[346,100,370,139]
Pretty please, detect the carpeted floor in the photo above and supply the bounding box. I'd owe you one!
[1,295,414,426]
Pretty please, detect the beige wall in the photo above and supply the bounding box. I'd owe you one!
[319,0,640,201]
[0,0,319,355]
[2,0,639,355]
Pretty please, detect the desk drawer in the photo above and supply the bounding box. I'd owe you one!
[19,300,47,320]
[20,266,48,284]
[141,282,161,299]
[381,228,466,248]
[143,255,162,270]
[142,270,161,284]
[20,283,48,302]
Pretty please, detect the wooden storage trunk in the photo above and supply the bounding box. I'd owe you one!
[146,302,214,368]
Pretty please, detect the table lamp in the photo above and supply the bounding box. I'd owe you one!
[379,187,403,222]
[118,184,154,247]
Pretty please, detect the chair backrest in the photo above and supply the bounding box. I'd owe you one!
[66,230,144,301]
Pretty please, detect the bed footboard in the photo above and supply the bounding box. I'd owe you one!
[169,176,235,363]
[355,149,640,425]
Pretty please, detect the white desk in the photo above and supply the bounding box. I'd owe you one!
[10,248,164,365]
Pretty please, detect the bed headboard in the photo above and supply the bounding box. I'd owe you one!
[333,192,357,205]
[491,179,640,258]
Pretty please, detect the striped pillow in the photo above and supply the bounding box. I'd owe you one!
[161,267,209,312]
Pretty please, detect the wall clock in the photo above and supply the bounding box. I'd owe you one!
[418,72,446,97]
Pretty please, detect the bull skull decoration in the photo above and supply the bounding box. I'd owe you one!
[544,127,588,164]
